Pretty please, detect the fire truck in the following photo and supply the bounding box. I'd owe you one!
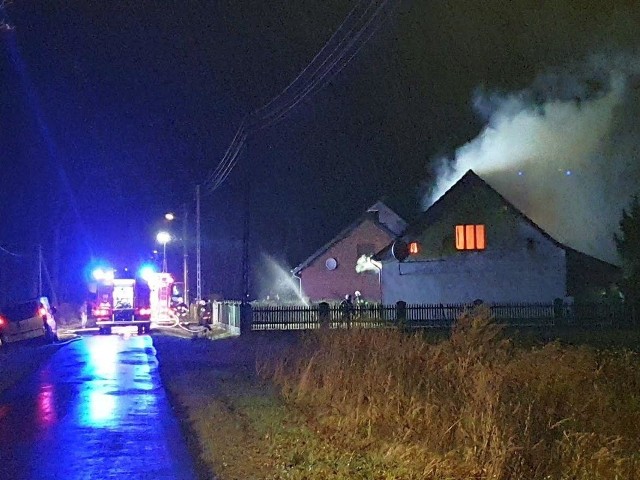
[89,268,174,334]
[90,270,152,335]
[146,272,175,323]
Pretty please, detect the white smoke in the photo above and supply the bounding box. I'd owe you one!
[425,55,640,264]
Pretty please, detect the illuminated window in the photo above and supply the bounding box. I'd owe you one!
[455,225,486,250]
[408,241,420,255]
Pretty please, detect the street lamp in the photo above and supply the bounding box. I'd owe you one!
[156,231,171,273]
[163,208,190,305]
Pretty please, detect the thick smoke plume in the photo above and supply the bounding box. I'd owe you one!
[425,55,640,264]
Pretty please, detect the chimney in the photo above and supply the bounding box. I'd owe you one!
[366,209,379,224]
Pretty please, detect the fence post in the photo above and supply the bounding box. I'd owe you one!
[318,302,330,330]
[396,300,407,331]
[240,302,253,335]
[553,298,564,327]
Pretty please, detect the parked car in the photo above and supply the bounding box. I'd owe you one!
[0,297,58,346]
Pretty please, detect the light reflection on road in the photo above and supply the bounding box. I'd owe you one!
[0,334,197,480]
[36,381,57,427]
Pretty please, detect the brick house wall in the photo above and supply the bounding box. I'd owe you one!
[299,219,395,303]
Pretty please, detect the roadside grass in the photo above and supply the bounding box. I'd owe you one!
[155,315,640,480]
[262,308,640,479]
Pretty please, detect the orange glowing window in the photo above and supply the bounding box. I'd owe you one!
[408,241,420,255]
[455,225,486,250]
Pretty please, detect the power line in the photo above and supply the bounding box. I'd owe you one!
[0,244,25,257]
[204,121,248,191]
[204,0,389,193]
[251,0,369,122]
[203,0,397,195]
[254,0,393,131]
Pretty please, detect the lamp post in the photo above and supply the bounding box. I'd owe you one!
[156,231,171,273]
[164,208,189,304]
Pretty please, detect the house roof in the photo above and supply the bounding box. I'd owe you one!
[292,201,406,275]
[375,169,620,271]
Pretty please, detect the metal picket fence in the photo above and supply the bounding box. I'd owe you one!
[245,301,633,332]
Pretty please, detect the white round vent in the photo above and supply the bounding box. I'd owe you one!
[325,257,337,270]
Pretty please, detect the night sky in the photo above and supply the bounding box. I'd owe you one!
[1,1,639,302]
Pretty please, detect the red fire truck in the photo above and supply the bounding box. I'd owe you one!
[90,270,152,335]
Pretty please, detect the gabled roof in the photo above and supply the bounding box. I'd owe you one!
[366,200,407,236]
[375,169,620,270]
[409,170,567,247]
[292,201,406,275]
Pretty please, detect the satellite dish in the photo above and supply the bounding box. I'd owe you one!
[392,240,409,261]
[325,257,338,270]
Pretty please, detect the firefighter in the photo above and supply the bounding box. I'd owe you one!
[340,294,354,328]
[354,290,366,318]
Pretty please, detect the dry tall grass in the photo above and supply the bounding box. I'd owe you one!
[258,306,640,479]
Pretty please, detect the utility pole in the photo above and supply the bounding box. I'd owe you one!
[42,254,57,305]
[37,244,43,297]
[196,184,202,302]
[242,148,250,303]
[37,244,57,304]
[182,202,189,304]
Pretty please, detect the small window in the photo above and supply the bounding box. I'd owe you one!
[408,241,420,255]
[455,225,486,250]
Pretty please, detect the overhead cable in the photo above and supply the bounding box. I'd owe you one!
[0,244,24,257]
[254,0,392,130]
[250,0,369,124]
[203,0,396,194]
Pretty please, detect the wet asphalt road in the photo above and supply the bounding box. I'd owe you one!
[0,334,198,480]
